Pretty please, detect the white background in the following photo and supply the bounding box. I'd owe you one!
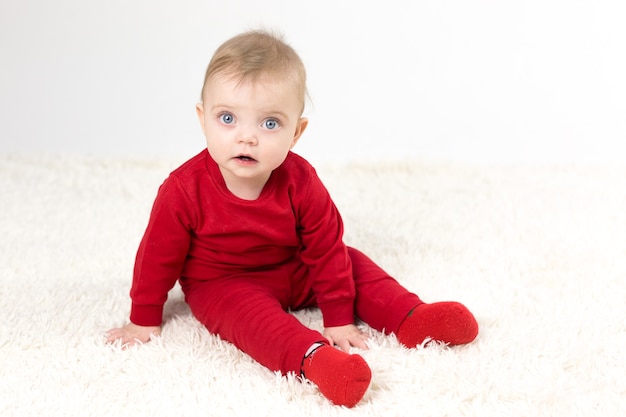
[1,0,625,165]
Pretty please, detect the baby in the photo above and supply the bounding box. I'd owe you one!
[107,30,478,408]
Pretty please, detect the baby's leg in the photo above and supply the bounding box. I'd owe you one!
[183,276,371,407]
[348,247,478,346]
[183,277,324,374]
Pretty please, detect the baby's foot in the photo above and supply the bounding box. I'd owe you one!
[301,345,371,407]
[397,302,478,347]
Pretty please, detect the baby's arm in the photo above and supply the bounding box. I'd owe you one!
[106,322,161,347]
[106,175,192,348]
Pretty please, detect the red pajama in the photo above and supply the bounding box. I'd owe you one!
[129,150,422,374]
[181,247,421,374]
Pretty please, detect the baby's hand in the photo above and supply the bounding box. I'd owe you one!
[106,322,161,348]
[323,324,369,353]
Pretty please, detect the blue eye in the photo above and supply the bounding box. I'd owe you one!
[263,118,280,130]
[219,113,235,124]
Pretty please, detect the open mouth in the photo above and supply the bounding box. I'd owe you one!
[235,155,257,162]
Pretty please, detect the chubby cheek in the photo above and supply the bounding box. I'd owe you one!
[266,136,296,162]
[204,131,231,156]
[206,134,230,153]
[203,119,219,137]
[204,123,230,144]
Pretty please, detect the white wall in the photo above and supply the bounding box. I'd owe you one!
[1,0,625,165]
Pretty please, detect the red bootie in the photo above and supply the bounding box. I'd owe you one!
[397,302,479,347]
[301,345,371,408]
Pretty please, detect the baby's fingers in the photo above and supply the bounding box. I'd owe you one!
[105,328,135,347]
[349,333,369,351]
[336,338,352,353]
[105,328,121,344]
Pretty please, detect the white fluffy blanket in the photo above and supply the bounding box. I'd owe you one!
[1,154,625,416]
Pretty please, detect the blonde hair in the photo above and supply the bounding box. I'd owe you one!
[200,30,307,113]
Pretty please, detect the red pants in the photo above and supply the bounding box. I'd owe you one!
[181,247,422,375]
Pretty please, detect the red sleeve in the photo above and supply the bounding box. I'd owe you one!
[129,176,194,326]
[296,168,356,328]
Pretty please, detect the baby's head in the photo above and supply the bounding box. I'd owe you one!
[200,30,307,115]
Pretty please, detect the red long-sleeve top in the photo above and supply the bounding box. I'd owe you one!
[129,150,355,328]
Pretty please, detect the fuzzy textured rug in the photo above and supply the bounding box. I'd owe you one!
[1,153,625,417]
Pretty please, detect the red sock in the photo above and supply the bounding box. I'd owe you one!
[397,302,479,347]
[301,345,371,408]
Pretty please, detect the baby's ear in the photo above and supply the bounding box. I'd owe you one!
[195,103,207,136]
[291,117,309,148]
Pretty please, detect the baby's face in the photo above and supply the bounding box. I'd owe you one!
[196,73,307,197]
